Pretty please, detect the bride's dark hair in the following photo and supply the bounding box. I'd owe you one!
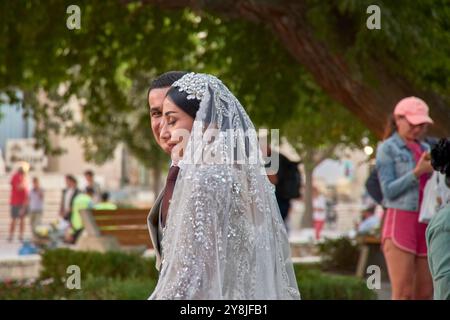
[431,138,450,187]
[166,86,200,119]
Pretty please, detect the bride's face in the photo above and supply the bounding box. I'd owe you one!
[160,96,194,162]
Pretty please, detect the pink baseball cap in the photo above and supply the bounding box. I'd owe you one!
[394,96,433,125]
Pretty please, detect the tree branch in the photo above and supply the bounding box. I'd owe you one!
[136,0,450,138]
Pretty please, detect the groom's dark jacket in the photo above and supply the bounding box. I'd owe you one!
[147,189,165,271]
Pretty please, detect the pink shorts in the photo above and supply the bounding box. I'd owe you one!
[381,208,428,257]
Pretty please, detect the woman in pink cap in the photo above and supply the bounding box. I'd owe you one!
[376,96,434,299]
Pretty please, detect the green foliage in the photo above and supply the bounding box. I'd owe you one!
[0,248,376,300]
[40,248,158,281]
[0,280,62,300]
[0,276,156,300]
[0,0,304,167]
[0,0,371,168]
[1,0,447,169]
[317,237,361,273]
[305,0,450,97]
[295,268,376,300]
[69,276,156,300]
[283,70,373,160]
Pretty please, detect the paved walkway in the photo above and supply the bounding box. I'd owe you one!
[377,282,392,300]
[0,239,23,259]
[0,239,41,281]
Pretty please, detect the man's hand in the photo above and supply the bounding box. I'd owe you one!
[267,173,278,185]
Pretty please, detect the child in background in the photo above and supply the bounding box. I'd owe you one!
[29,177,44,239]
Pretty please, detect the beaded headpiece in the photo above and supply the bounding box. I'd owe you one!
[172,72,221,101]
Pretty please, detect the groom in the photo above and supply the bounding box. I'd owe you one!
[147,71,187,272]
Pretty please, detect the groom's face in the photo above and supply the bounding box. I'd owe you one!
[148,87,172,154]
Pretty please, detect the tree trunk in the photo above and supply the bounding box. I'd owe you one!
[297,145,335,228]
[139,0,450,138]
[301,163,314,228]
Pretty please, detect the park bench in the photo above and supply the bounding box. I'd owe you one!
[355,234,388,280]
[78,208,152,252]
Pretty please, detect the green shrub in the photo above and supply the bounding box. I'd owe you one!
[0,280,60,300]
[295,268,377,300]
[317,237,360,273]
[0,277,156,300]
[40,249,158,281]
[67,276,156,300]
[0,249,375,300]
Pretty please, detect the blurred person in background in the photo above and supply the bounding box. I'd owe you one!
[8,165,28,242]
[29,177,44,240]
[356,205,380,235]
[60,175,79,221]
[312,186,327,241]
[260,142,302,233]
[376,96,434,300]
[94,192,117,210]
[64,187,95,244]
[426,138,450,300]
[84,170,101,202]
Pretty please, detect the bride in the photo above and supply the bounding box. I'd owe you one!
[149,72,300,300]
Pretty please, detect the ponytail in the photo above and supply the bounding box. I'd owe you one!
[382,115,397,140]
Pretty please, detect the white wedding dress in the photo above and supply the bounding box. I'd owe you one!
[149,73,300,300]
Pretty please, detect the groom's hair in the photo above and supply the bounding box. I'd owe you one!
[149,71,188,91]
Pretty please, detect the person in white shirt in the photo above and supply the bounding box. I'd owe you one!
[357,205,380,235]
[29,177,44,238]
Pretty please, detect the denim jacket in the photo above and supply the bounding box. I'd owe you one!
[376,132,430,211]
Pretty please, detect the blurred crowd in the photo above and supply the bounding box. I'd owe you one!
[7,168,117,247]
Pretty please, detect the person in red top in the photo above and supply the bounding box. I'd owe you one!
[8,166,29,242]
